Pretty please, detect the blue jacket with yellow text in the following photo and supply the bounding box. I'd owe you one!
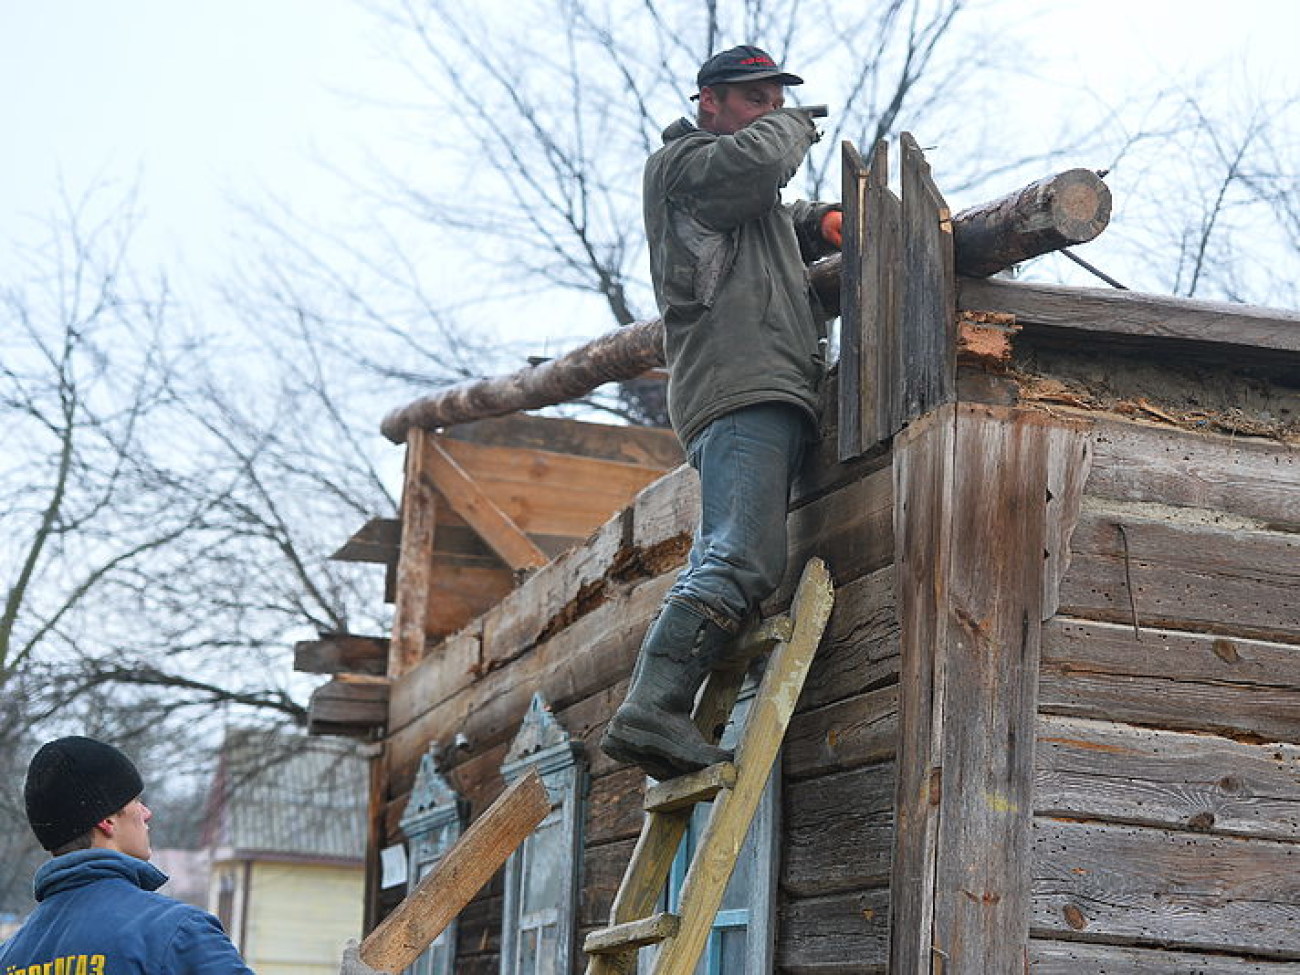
[0,849,253,974]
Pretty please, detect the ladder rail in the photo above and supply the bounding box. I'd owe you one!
[583,559,834,975]
[649,558,834,975]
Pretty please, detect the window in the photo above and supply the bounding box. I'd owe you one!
[500,693,586,975]
[400,747,466,975]
[644,681,778,975]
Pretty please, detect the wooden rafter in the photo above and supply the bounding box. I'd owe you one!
[422,437,549,572]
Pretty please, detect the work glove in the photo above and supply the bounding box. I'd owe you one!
[821,209,843,248]
[339,939,388,975]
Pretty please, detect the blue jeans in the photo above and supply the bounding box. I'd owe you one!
[667,403,810,628]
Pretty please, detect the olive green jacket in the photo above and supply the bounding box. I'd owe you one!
[643,108,838,446]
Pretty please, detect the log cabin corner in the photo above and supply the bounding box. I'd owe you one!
[301,136,1300,974]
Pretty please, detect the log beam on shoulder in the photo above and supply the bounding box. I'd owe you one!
[380,168,1111,444]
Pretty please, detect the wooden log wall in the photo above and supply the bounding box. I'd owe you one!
[1028,416,1300,969]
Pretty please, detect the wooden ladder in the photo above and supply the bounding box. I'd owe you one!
[583,557,835,975]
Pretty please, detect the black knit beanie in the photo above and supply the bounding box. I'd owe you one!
[24,736,145,851]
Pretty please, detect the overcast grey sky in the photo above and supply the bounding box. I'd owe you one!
[1,0,1297,308]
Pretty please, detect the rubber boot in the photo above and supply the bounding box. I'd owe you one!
[600,599,737,780]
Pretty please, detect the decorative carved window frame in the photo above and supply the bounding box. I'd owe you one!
[400,746,467,975]
[499,692,587,975]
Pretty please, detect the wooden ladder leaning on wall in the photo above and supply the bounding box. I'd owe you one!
[583,557,836,975]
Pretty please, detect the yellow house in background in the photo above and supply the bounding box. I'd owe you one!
[205,728,367,974]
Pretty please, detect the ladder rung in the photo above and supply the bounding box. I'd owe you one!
[713,614,795,673]
[643,762,736,813]
[584,912,680,954]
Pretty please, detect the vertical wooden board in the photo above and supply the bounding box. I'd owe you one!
[838,139,869,460]
[1041,421,1094,620]
[840,139,904,459]
[930,406,1077,971]
[392,427,438,677]
[889,404,956,973]
[899,133,955,427]
[871,142,904,448]
[892,404,1094,973]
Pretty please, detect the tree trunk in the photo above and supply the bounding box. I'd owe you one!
[381,168,1110,443]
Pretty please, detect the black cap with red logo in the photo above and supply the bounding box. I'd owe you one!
[695,45,804,90]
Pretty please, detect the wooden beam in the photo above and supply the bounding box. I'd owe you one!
[390,427,438,678]
[358,767,551,973]
[379,166,1114,444]
[294,634,389,677]
[422,437,549,572]
[950,168,1110,278]
[441,413,683,469]
[330,518,401,565]
[307,677,389,737]
[958,276,1300,354]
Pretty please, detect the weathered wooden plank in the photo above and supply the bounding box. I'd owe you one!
[1042,420,1094,620]
[959,276,1300,354]
[388,628,482,735]
[1059,508,1300,643]
[423,437,550,571]
[1084,417,1300,530]
[331,517,400,564]
[294,633,389,676]
[839,138,903,459]
[780,461,894,605]
[478,510,627,672]
[386,573,669,793]
[424,563,515,639]
[776,888,891,974]
[630,464,696,554]
[783,763,896,897]
[930,406,1092,972]
[361,768,551,973]
[1032,818,1300,958]
[797,565,899,713]
[899,132,955,426]
[1030,939,1300,972]
[441,413,683,470]
[1039,625,1300,745]
[1043,618,1300,691]
[838,139,869,461]
[307,677,389,736]
[889,405,954,974]
[1036,714,1300,841]
[586,766,648,846]
[391,426,438,676]
[784,685,898,781]
[437,436,675,539]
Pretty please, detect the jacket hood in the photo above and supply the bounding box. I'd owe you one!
[662,117,699,143]
[34,849,169,902]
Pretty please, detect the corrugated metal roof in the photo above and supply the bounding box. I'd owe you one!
[212,728,367,862]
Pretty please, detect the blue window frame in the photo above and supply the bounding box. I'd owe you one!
[400,747,466,975]
[500,693,586,975]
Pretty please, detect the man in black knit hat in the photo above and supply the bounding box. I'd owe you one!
[0,735,255,973]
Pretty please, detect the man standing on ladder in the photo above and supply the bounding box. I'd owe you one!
[601,45,842,781]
